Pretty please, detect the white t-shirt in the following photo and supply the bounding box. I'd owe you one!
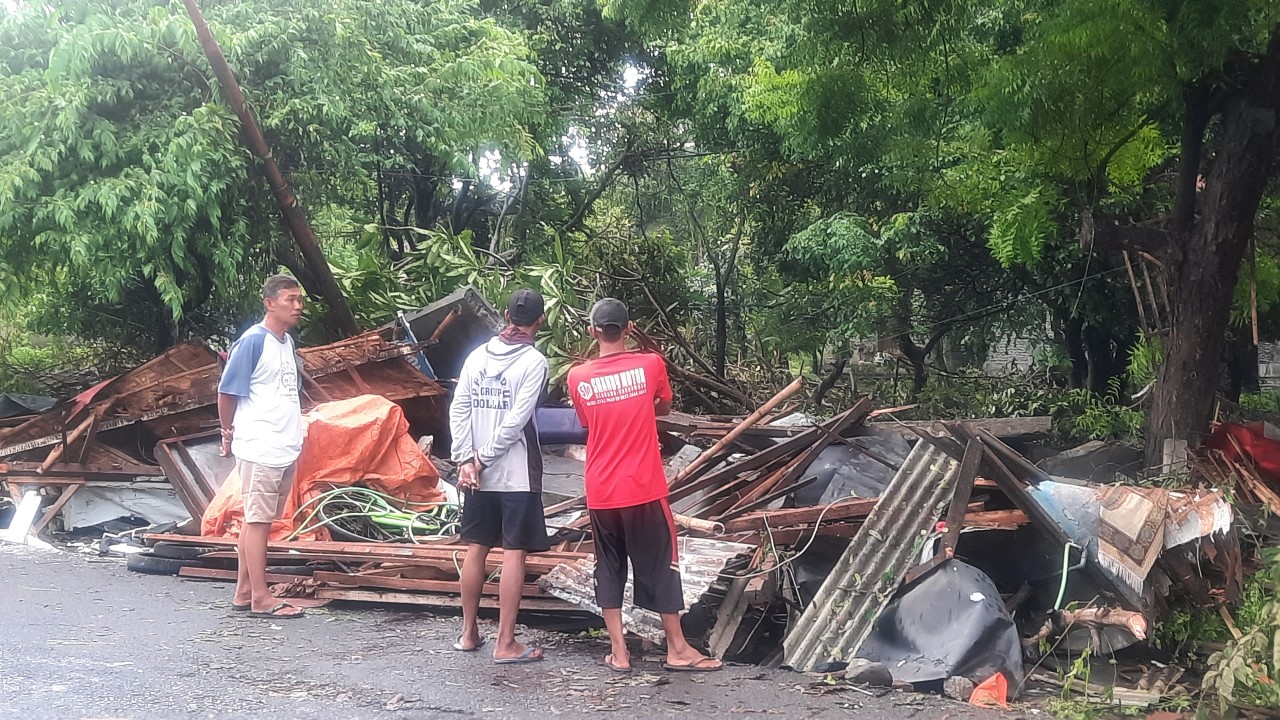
[217,323,303,467]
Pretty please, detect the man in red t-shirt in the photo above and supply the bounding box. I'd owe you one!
[568,298,722,674]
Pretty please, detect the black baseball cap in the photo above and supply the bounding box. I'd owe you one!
[507,288,545,326]
[589,298,629,329]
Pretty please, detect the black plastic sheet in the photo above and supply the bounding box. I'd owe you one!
[858,559,1025,694]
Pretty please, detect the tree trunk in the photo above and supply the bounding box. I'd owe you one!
[1064,315,1088,389]
[1083,324,1115,395]
[182,0,360,338]
[1222,327,1260,402]
[1146,28,1280,465]
[714,273,728,378]
[812,350,851,407]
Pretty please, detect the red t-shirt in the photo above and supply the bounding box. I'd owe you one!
[568,351,672,510]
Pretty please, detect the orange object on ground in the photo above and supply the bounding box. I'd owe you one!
[201,395,443,541]
[968,672,1009,709]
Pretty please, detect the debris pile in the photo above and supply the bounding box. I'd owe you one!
[0,287,1262,712]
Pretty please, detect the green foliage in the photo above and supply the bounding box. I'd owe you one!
[1127,334,1162,389]
[1205,549,1280,712]
[0,0,543,348]
[330,229,593,384]
[1238,391,1280,419]
[1061,387,1146,444]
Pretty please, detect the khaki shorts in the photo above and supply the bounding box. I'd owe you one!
[238,460,296,524]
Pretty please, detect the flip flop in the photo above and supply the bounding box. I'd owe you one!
[453,637,486,652]
[494,645,544,665]
[247,602,305,620]
[603,654,632,673]
[231,603,250,612]
[662,658,722,673]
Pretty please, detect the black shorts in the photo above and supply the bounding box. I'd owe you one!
[460,491,551,552]
[589,498,684,614]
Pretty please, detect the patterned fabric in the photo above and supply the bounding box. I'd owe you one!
[1097,486,1168,594]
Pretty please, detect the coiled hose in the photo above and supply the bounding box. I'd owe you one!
[287,486,461,543]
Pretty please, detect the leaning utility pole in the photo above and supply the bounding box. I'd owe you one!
[181,0,361,337]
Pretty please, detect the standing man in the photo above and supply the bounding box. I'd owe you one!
[449,288,551,664]
[568,298,722,673]
[217,274,307,619]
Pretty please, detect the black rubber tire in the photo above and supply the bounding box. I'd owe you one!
[150,542,214,561]
[126,551,196,576]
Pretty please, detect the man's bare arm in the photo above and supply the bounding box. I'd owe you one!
[654,397,672,417]
[217,392,238,457]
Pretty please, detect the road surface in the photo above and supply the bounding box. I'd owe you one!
[0,543,1011,719]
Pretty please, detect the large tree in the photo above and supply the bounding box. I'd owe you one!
[611,0,1280,464]
[0,0,543,350]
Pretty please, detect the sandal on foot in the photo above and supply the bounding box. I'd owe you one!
[453,637,486,652]
[662,657,722,672]
[494,646,544,665]
[231,603,250,611]
[603,654,632,673]
[247,602,304,619]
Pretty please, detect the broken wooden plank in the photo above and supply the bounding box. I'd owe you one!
[668,377,806,490]
[178,566,312,585]
[30,484,82,535]
[720,498,879,534]
[313,588,574,611]
[870,416,1052,439]
[0,461,165,479]
[311,570,545,597]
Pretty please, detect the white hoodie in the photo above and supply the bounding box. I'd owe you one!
[448,337,548,493]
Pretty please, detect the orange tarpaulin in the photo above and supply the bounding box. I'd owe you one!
[201,395,444,541]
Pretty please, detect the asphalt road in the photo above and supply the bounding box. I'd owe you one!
[0,543,1012,720]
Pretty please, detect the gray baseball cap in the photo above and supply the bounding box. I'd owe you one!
[589,298,629,329]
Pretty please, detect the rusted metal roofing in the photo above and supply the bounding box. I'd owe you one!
[783,439,962,672]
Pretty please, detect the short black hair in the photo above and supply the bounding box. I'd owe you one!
[597,325,624,343]
[262,274,301,300]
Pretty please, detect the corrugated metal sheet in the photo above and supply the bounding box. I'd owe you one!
[540,536,755,645]
[783,440,961,671]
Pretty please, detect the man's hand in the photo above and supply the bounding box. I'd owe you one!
[457,460,481,492]
[219,427,233,458]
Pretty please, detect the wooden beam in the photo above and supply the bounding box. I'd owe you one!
[313,588,574,612]
[720,498,878,534]
[178,566,309,585]
[707,575,751,659]
[869,416,1052,439]
[669,376,806,490]
[0,462,166,479]
[311,571,545,597]
[38,412,97,474]
[31,484,81,535]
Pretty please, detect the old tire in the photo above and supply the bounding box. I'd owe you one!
[150,542,214,561]
[126,551,194,576]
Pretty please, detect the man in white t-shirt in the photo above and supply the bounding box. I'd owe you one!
[216,274,306,619]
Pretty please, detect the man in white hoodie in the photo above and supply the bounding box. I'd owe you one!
[449,288,550,664]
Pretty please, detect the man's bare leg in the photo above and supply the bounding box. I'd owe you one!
[662,612,721,669]
[242,521,301,616]
[458,543,490,650]
[493,549,542,661]
[602,607,630,669]
[233,530,252,607]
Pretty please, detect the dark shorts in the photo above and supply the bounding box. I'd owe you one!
[589,498,685,614]
[460,491,551,552]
